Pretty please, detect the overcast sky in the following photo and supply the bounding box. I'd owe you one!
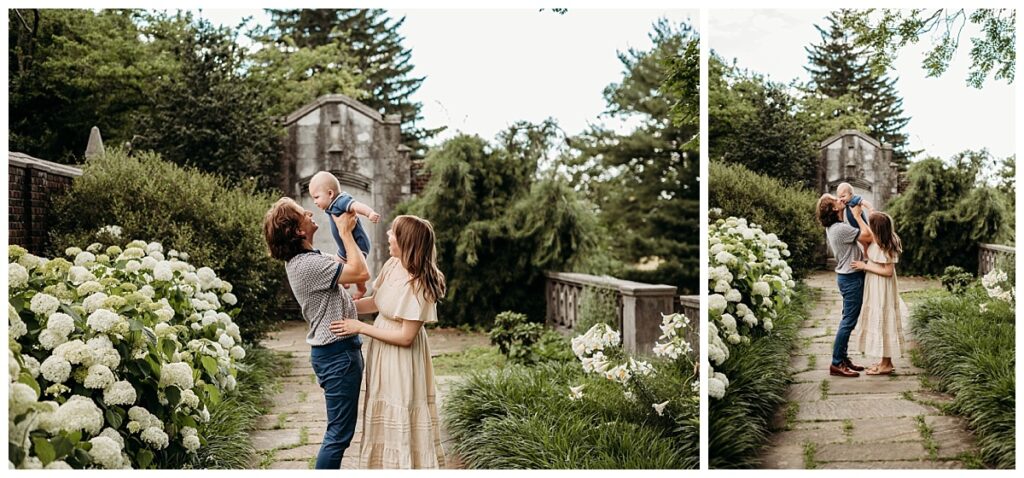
[200,8,699,147]
[709,9,1016,161]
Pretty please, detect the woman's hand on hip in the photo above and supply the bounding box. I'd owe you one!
[330,318,363,336]
[850,260,866,271]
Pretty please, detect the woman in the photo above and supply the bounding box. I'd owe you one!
[263,197,369,469]
[850,210,907,375]
[331,215,447,469]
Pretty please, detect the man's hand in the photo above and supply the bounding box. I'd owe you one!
[333,211,357,231]
[368,211,381,224]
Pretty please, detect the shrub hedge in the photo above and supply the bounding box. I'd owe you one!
[709,161,823,278]
[48,148,285,340]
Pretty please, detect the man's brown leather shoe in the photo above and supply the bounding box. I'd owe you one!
[830,364,859,377]
[842,358,865,372]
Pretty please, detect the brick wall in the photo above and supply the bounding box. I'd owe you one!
[410,159,431,196]
[8,152,82,255]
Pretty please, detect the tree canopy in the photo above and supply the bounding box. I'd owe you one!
[566,19,700,293]
[840,9,1015,88]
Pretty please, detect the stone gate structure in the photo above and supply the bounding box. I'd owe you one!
[817,129,898,211]
[280,94,415,282]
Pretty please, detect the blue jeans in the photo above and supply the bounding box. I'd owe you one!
[309,336,364,469]
[832,271,865,366]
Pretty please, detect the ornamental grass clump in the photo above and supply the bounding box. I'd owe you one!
[444,313,698,469]
[911,274,1015,469]
[8,240,247,469]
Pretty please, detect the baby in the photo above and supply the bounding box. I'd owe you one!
[836,182,871,254]
[308,171,381,299]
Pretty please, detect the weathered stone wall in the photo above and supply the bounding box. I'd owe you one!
[818,129,897,211]
[281,94,412,282]
[8,152,83,254]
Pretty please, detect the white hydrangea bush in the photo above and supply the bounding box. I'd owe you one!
[7,239,245,469]
[707,216,796,399]
[569,313,697,425]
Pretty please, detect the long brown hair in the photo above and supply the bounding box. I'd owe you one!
[263,198,307,261]
[392,215,446,303]
[869,211,902,260]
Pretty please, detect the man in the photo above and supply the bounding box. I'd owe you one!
[263,198,369,468]
[816,193,874,377]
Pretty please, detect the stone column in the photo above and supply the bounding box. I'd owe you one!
[619,282,678,355]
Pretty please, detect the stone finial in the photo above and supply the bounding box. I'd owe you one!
[85,126,105,159]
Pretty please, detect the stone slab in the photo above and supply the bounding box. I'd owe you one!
[272,444,322,461]
[826,376,921,395]
[815,440,931,462]
[252,429,305,451]
[798,327,829,338]
[817,460,964,469]
[269,461,311,470]
[796,396,934,421]
[785,382,825,402]
[758,444,807,469]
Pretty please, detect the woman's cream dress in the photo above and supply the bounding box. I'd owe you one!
[359,257,446,469]
[852,243,907,358]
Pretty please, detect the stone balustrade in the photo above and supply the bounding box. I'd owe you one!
[545,271,698,356]
[978,243,1015,276]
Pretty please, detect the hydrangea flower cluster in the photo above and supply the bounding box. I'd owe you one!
[707,216,796,399]
[7,237,244,469]
[981,268,1014,304]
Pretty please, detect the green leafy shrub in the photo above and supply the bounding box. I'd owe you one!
[48,148,285,340]
[709,161,824,277]
[911,285,1015,468]
[488,311,573,366]
[888,154,1011,275]
[940,266,974,294]
[397,132,606,328]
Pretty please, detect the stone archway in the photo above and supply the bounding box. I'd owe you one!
[280,94,413,283]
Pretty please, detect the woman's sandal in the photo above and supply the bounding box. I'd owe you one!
[866,366,894,375]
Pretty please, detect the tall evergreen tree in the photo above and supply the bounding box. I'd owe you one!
[805,10,914,170]
[266,9,439,156]
[567,19,700,293]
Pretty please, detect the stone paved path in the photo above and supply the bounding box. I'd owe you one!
[758,271,979,469]
[250,321,490,469]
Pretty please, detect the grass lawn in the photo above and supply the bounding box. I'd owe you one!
[433,345,506,376]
